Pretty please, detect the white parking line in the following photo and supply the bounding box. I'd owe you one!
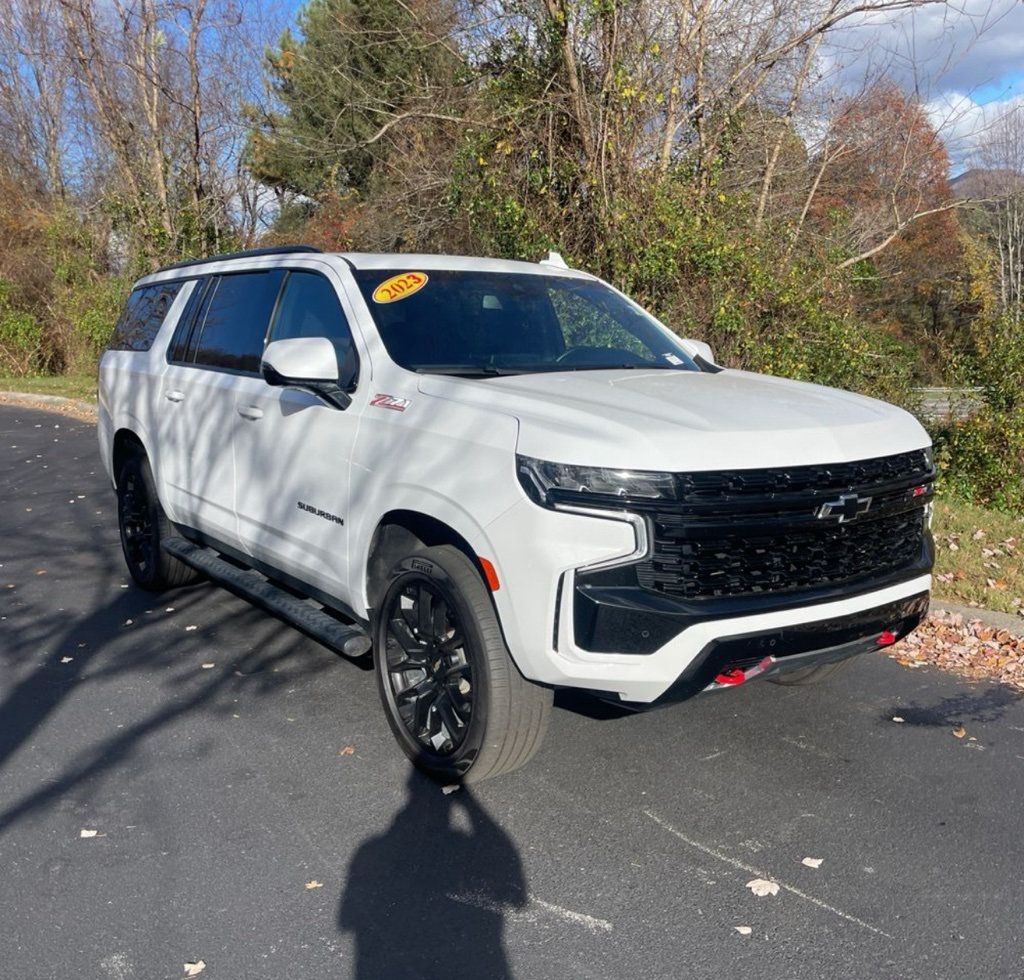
[447,891,613,934]
[642,809,892,938]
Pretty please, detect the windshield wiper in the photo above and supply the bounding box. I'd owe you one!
[415,365,524,378]
[555,363,681,372]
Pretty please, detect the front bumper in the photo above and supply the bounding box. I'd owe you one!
[650,589,929,704]
[483,499,932,703]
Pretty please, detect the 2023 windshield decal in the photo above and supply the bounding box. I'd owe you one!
[372,272,428,304]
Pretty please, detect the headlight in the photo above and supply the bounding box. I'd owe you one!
[517,454,675,508]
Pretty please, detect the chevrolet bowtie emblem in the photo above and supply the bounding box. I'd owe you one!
[815,493,872,523]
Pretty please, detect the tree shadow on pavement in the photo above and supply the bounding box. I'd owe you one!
[0,571,332,835]
[338,769,526,980]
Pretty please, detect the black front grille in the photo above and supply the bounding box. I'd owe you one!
[675,449,931,503]
[639,508,926,600]
[635,451,933,602]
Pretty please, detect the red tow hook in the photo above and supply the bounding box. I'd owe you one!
[713,668,747,685]
[712,657,774,687]
[876,630,897,646]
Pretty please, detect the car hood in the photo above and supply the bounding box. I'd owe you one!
[416,368,929,471]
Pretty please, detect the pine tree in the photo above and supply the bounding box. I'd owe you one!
[247,0,454,198]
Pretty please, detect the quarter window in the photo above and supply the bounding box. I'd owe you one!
[109,282,184,352]
[192,270,286,373]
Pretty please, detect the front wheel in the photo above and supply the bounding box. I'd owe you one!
[373,545,551,783]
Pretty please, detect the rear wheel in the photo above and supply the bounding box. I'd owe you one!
[373,545,551,783]
[117,450,199,591]
[768,658,853,686]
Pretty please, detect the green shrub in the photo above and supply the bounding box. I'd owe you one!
[930,322,1024,512]
[0,280,44,375]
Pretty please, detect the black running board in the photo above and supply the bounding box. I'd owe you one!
[162,537,371,658]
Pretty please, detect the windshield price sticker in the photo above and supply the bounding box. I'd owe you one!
[372,272,428,304]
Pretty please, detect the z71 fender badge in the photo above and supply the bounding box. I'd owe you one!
[369,393,411,412]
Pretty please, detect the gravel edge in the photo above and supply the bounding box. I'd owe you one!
[0,390,98,420]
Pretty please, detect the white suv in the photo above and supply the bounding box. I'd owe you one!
[98,246,935,782]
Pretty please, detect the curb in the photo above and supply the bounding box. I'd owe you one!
[929,598,1022,634]
[0,390,98,417]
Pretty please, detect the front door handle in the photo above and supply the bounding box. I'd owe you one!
[165,389,185,403]
[237,405,264,421]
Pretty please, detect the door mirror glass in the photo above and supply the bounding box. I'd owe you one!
[261,337,351,409]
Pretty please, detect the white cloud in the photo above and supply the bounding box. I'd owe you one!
[817,0,1024,171]
[925,91,1024,170]
[823,0,1024,100]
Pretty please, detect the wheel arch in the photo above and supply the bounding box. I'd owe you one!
[112,427,149,486]
[365,510,491,612]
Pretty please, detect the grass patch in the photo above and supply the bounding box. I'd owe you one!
[932,497,1024,616]
[0,373,97,401]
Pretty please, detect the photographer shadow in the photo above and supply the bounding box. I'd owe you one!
[339,769,526,979]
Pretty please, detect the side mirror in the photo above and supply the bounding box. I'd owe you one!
[683,338,715,365]
[261,337,351,410]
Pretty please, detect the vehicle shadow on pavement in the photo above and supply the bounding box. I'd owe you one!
[338,769,526,980]
[880,684,1022,728]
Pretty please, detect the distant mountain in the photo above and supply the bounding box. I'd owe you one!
[950,168,1024,198]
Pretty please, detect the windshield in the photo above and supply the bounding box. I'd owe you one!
[352,269,699,376]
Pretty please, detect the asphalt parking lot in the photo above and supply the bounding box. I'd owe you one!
[2,403,1023,980]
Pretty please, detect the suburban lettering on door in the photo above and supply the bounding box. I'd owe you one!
[297,500,345,526]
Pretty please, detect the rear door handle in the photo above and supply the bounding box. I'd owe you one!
[165,389,185,403]
[237,405,264,421]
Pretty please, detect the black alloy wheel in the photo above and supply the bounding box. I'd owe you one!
[382,577,474,755]
[116,451,199,591]
[118,463,159,581]
[373,545,552,783]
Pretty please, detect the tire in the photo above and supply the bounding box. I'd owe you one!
[768,658,854,686]
[116,449,199,591]
[373,544,552,783]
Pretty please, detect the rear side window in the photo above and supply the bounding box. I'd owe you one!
[269,271,358,387]
[192,270,285,373]
[109,282,183,352]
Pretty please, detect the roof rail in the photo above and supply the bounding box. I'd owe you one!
[154,244,323,274]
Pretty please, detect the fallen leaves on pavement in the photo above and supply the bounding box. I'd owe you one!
[746,879,780,897]
[734,925,752,935]
[305,880,324,890]
[183,960,206,977]
[888,611,1024,692]
[801,857,823,869]
[952,725,967,739]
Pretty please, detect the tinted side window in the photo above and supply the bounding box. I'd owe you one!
[109,282,183,352]
[168,277,211,363]
[192,270,285,372]
[269,271,358,386]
